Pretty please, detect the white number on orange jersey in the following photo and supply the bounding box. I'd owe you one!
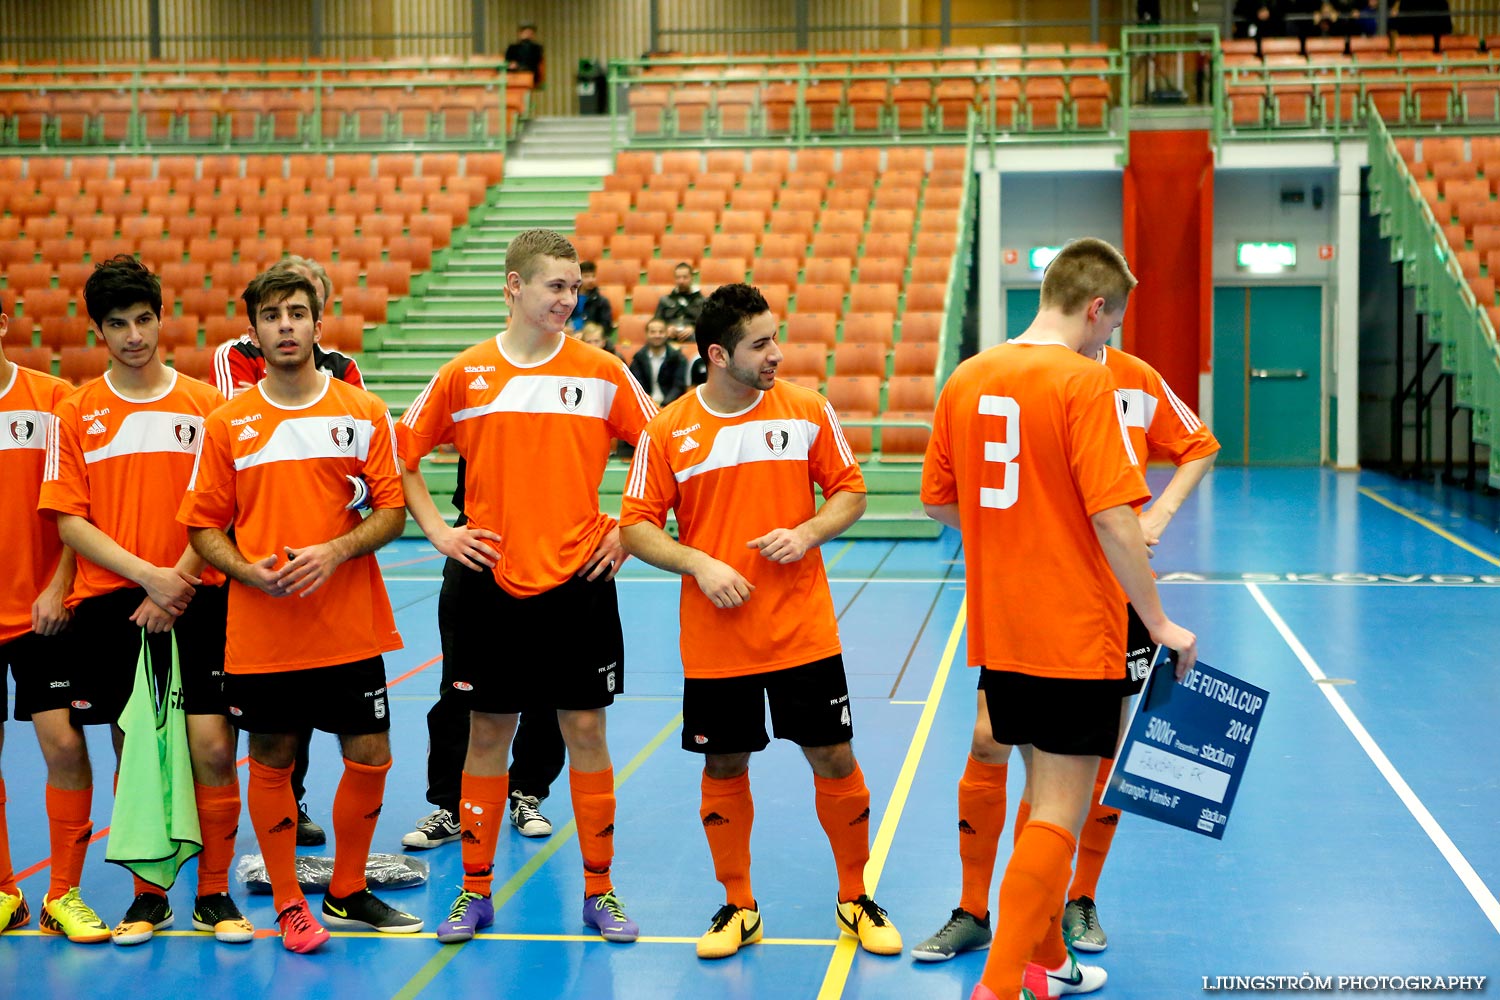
[978,395,1020,509]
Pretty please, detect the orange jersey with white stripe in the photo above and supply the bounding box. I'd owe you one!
[178,376,404,674]
[397,334,657,597]
[620,381,866,679]
[1100,346,1219,476]
[921,342,1148,681]
[39,370,227,605]
[0,364,71,643]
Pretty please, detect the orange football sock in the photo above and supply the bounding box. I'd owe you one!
[45,784,93,901]
[0,779,15,896]
[978,820,1076,999]
[813,765,871,903]
[1069,763,1119,902]
[1032,901,1070,968]
[700,770,755,909]
[328,758,390,899]
[570,766,616,897]
[957,757,1007,918]
[459,771,508,895]
[193,779,241,897]
[1013,799,1032,848]
[247,760,300,911]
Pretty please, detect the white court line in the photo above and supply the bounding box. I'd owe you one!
[1246,582,1500,936]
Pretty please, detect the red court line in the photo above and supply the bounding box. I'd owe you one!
[14,652,444,883]
[380,553,444,570]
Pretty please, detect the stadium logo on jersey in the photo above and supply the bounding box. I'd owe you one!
[763,422,791,456]
[8,416,36,446]
[468,374,490,392]
[678,434,700,453]
[86,419,108,435]
[173,420,197,449]
[558,378,585,412]
[237,424,258,441]
[328,417,356,452]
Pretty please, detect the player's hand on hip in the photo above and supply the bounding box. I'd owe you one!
[130,594,178,634]
[1151,621,1197,678]
[579,525,629,581]
[746,526,811,564]
[694,558,754,608]
[278,544,343,597]
[1137,506,1170,548]
[144,565,196,615]
[31,586,71,636]
[436,523,502,572]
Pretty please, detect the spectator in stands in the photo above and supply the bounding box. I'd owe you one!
[1353,0,1383,34]
[571,261,613,333]
[1233,0,1288,37]
[1308,1,1358,37]
[506,22,544,84]
[654,263,706,345]
[628,318,689,408]
[580,322,622,360]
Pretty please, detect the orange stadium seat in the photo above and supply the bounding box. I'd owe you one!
[779,341,828,379]
[786,313,837,348]
[833,340,887,377]
[843,312,896,346]
[894,339,940,375]
[826,375,881,414]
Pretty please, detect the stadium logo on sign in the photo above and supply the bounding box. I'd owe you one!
[764,423,790,456]
[8,416,35,446]
[173,420,197,449]
[558,379,584,412]
[328,417,356,452]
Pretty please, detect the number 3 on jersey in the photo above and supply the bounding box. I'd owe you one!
[979,395,1020,509]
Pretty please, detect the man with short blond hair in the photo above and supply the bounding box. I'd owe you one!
[920,238,1196,1000]
[398,228,656,944]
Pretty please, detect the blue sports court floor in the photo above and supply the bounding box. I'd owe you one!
[3,467,1497,998]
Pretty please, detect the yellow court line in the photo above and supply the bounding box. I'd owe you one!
[390,711,683,1000]
[1358,487,1500,568]
[824,539,856,572]
[816,598,968,1000]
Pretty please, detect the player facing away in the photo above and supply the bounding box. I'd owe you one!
[180,268,417,953]
[619,283,903,960]
[0,300,75,936]
[912,338,1222,972]
[396,229,657,944]
[38,256,249,946]
[919,238,1196,1000]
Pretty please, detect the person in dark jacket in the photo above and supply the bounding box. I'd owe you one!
[628,317,688,407]
[570,261,614,333]
[505,22,544,83]
[653,263,706,345]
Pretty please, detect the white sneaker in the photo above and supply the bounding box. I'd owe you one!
[508,792,553,837]
[1023,950,1107,996]
[401,808,461,849]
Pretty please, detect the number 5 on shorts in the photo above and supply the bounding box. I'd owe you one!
[979,395,1020,510]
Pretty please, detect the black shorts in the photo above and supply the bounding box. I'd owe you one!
[682,654,853,755]
[223,656,390,736]
[62,584,229,727]
[1117,604,1154,696]
[4,630,73,721]
[978,667,1121,758]
[438,560,623,715]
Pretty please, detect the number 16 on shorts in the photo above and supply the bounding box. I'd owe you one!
[1103,646,1269,840]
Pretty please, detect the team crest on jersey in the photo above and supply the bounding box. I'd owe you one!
[763,422,791,457]
[8,415,36,446]
[558,379,585,412]
[172,420,197,449]
[328,417,356,452]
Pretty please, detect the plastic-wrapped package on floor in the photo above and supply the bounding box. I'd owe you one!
[235,853,429,894]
